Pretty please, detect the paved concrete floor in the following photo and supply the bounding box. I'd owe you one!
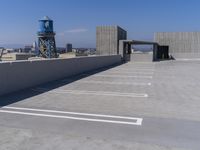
[0,59,200,150]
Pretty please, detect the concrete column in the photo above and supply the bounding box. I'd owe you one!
[119,40,124,56]
[153,44,158,61]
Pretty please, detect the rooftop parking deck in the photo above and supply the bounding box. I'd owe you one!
[0,59,200,150]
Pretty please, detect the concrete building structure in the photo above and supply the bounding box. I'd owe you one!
[97,26,200,61]
[66,43,73,52]
[96,26,169,62]
[96,26,127,55]
[119,40,158,62]
[155,32,200,58]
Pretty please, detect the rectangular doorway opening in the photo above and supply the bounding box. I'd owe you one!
[157,46,169,60]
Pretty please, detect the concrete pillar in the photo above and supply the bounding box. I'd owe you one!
[153,44,158,61]
[119,40,124,57]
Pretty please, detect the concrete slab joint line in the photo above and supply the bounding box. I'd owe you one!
[0,106,143,126]
[32,88,149,98]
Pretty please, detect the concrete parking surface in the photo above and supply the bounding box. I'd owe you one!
[0,59,200,150]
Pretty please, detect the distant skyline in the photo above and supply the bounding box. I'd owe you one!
[0,0,200,48]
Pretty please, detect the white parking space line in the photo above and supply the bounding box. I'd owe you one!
[93,74,153,79]
[0,107,143,126]
[3,106,141,120]
[176,58,200,61]
[118,67,155,69]
[102,72,154,75]
[125,62,154,64]
[111,68,155,72]
[78,80,152,86]
[32,88,149,98]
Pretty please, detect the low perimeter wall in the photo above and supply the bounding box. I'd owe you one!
[0,55,121,96]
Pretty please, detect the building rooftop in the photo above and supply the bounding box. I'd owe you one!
[0,54,200,149]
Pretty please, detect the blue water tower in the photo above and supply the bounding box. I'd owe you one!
[37,16,57,58]
[38,16,54,33]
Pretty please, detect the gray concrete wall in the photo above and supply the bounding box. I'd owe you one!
[96,26,127,55]
[155,32,200,58]
[0,55,121,96]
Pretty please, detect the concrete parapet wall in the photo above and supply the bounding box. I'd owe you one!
[0,55,121,96]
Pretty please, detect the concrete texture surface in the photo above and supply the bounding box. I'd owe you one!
[131,52,153,62]
[0,55,200,150]
[96,26,127,55]
[155,32,200,58]
[0,55,121,96]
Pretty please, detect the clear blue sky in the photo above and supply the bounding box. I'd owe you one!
[0,0,200,48]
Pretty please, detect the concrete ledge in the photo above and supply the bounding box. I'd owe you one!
[171,53,200,59]
[0,55,121,96]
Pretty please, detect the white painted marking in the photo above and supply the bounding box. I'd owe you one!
[103,72,154,75]
[176,58,200,61]
[120,67,154,69]
[0,109,143,126]
[3,106,142,121]
[32,88,149,98]
[93,74,153,79]
[111,68,155,72]
[78,80,152,86]
[126,62,154,64]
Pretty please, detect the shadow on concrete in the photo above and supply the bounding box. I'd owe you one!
[154,55,175,62]
[0,62,124,107]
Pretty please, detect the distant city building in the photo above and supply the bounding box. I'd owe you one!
[32,41,38,54]
[72,49,77,53]
[66,43,72,52]
[23,45,32,53]
[5,49,14,53]
[75,48,88,57]
[1,53,35,61]
[57,47,66,54]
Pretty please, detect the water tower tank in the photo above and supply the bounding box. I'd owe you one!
[38,16,54,33]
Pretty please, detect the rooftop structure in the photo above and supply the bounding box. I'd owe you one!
[96,26,171,62]
[155,32,200,59]
[96,26,127,55]
[37,16,57,58]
